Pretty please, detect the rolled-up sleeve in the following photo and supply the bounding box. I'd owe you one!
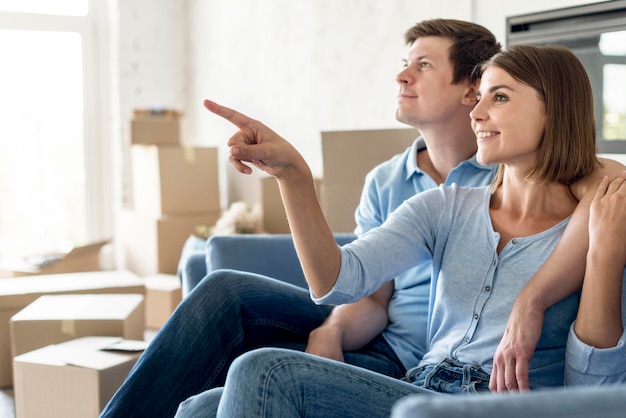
[565,321,626,385]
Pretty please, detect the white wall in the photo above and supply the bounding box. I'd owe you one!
[115,0,189,208]
[115,0,624,209]
[185,0,474,206]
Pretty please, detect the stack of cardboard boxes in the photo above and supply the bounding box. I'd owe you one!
[1,270,147,417]
[121,110,221,276]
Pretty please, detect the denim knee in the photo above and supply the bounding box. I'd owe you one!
[174,387,223,418]
[228,347,283,380]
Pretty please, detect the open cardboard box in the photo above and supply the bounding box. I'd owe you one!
[13,336,148,418]
[0,240,109,277]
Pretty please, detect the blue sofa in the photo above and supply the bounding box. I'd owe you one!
[177,233,357,295]
[177,233,626,417]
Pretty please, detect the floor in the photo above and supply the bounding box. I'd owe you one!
[0,329,157,418]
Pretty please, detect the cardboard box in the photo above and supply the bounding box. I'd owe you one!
[144,274,182,329]
[320,128,417,232]
[130,113,180,145]
[261,177,322,233]
[0,240,109,277]
[131,145,220,215]
[10,294,145,360]
[0,270,145,388]
[13,336,147,418]
[120,209,220,276]
[319,184,362,234]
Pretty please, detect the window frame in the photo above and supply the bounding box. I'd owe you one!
[506,0,626,154]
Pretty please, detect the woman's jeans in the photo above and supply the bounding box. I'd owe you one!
[99,269,406,418]
[175,350,491,418]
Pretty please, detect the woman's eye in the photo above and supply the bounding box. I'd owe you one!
[420,62,431,68]
[495,94,507,102]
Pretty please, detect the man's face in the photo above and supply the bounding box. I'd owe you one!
[395,36,471,129]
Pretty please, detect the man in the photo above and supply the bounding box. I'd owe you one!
[304,19,499,372]
[100,19,501,418]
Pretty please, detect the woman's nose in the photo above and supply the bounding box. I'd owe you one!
[470,100,486,121]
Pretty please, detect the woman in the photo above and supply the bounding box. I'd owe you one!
[182,45,623,417]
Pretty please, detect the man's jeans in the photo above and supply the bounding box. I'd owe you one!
[99,269,405,418]
[176,349,491,418]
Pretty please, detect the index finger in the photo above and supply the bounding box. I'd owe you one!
[203,99,253,129]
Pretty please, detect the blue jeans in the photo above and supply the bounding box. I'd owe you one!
[99,270,406,418]
[175,349,491,418]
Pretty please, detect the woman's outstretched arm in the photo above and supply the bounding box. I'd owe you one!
[204,99,340,297]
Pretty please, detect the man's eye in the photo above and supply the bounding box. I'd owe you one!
[420,62,431,68]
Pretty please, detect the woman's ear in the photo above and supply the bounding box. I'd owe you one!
[461,79,479,106]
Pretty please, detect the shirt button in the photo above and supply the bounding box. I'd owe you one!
[474,314,479,320]
[512,238,518,245]
[485,286,491,292]
[464,337,470,343]
[493,260,497,266]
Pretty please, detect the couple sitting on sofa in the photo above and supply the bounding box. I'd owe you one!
[101,19,626,418]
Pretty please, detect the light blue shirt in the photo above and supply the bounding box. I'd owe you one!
[353,138,496,369]
[565,271,626,385]
[315,185,579,388]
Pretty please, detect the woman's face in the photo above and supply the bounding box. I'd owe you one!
[471,66,546,171]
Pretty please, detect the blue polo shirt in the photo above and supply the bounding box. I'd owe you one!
[353,137,496,370]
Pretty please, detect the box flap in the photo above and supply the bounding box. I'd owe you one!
[14,336,145,370]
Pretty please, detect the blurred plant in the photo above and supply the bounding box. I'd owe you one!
[195,201,264,239]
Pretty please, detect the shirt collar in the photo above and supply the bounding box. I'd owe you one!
[404,137,427,180]
[404,136,496,181]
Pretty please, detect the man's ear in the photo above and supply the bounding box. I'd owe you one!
[461,79,479,106]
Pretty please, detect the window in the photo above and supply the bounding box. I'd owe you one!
[0,1,111,260]
[507,0,626,153]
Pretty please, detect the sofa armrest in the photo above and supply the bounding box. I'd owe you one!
[391,384,626,418]
[205,233,357,289]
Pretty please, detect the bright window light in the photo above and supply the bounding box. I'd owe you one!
[0,0,87,16]
[599,30,626,56]
[0,29,87,258]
